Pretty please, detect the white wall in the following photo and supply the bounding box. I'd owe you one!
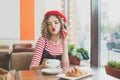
[0,0,20,38]
[44,0,61,11]
[35,0,61,41]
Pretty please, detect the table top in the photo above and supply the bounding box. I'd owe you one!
[17,70,60,80]
[16,66,119,80]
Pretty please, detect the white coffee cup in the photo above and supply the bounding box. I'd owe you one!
[45,59,60,68]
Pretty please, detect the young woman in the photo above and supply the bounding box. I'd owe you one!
[30,10,69,70]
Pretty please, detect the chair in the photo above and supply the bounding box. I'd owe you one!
[0,45,10,70]
[10,43,34,71]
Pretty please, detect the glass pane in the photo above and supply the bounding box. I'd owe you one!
[67,0,91,65]
[101,0,120,66]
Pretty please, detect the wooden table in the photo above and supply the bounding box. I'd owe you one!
[15,67,119,80]
[16,70,60,80]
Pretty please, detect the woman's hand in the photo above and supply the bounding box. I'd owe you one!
[30,59,47,70]
[41,58,47,68]
[62,26,68,44]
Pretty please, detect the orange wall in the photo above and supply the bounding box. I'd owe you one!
[20,0,34,40]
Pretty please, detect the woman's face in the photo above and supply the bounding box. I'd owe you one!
[47,15,61,35]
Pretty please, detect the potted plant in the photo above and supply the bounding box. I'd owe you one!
[68,44,89,65]
[105,60,120,78]
[68,44,80,65]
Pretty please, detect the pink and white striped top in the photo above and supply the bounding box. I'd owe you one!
[30,37,69,69]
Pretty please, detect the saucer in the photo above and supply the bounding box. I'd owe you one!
[41,68,62,74]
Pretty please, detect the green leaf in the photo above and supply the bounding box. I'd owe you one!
[116,62,120,69]
[68,44,75,54]
[76,52,83,60]
[107,60,118,68]
[76,47,89,60]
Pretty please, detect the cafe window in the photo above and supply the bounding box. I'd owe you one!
[101,0,120,66]
[66,0,91,64]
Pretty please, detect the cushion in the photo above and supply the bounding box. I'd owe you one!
[13,44,32,48]
[12,43,35,52]
[13,48,35,52]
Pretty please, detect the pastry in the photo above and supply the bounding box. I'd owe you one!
[0,68,8,75]
[65,67,85,77]
[0,68,8,80]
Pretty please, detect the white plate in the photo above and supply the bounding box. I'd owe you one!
[41,68,62,74]
[57,67,94,80]
[57,72,93,80]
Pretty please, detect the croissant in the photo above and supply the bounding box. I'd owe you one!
[0,68,8,80]
[0,68,8,75]
[65,67,85,77]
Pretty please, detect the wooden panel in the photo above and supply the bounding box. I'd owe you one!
[91,0,99,67]
[20,0,34,40]
[18,70,42,80]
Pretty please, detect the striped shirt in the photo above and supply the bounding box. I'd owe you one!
[30,37,69,69]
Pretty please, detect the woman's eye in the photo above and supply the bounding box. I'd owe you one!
[47,23,51,26]
[47,21,59,26]
[55,22,59,24]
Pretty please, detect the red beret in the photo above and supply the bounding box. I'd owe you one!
[44,10,66,23]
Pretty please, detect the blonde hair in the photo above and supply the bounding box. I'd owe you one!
[41,14,67,39]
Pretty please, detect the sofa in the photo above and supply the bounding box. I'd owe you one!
[0,45,10,70]
[10,43,35,71]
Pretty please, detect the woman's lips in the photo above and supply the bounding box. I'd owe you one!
[52,28,55,31]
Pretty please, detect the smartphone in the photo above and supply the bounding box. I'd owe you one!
[62,26,66,39]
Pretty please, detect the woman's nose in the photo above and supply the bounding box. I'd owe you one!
[52,23,55,27]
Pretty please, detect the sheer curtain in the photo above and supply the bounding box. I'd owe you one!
[68,0,90,50]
